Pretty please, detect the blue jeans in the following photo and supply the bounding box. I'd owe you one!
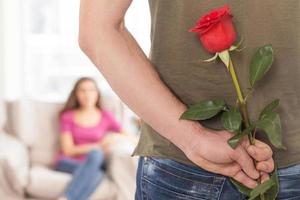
[135,157,300,200]
[55,150,106,200]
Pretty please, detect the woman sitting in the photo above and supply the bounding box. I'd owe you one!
[55,77,123,200]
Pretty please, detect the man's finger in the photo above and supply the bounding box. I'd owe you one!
[231,148,260,179]
[256,158,275,173]
[232,171,258,189]
[247,145,273,162]
[260,172,270,183]
[191,154,241,177]
[253,139,272,148]
[220,163,242,177]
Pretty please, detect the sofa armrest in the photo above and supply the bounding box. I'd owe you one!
[0,159,25,198]
[0,132,30,191]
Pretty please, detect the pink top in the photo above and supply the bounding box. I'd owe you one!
[56,109,122,163]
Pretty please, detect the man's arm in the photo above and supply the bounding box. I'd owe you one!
[79,0,274,188]
[78,0,199,153]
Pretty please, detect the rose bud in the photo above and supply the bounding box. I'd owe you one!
[189,4,237,53]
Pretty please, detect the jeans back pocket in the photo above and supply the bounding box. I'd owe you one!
[141,157,225,200]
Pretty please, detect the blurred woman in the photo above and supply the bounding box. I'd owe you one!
[55,77,123,200]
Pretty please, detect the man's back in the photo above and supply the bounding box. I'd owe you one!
[79,0,300,198]
[133,0,300,168]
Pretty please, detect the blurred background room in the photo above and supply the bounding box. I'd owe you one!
[0,0,151,199]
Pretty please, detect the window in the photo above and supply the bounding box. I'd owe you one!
[2,0,151,101]
[1,0,151,132]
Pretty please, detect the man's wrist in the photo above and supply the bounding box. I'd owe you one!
[171,119,207,154]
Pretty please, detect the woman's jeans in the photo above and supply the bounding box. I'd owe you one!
[55,150,106,200]
[135,157,300,200]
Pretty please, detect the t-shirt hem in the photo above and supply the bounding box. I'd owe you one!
[131,150,300,170]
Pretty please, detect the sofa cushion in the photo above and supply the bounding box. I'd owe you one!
[25,100,63,167]
[105,134,138,200]
[26,165,117,200]
[108,153,138,200]
[6,100,63,166]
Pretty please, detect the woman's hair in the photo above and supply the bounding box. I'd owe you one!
[59,77,102,117]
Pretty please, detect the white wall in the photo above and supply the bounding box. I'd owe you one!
[0,0,4,97]
[0,0,6,127]
[125,0,151,56]
[1,0,23,100]
[0,0,150,102]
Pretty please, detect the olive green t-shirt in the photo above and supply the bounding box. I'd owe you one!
[132,0,300,168]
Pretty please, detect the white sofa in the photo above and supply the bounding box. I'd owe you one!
[0,98,138,200]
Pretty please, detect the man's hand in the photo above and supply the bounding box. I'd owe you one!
[245,139,275,183]
[184,127,274,188]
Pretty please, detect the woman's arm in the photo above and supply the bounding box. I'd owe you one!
[60,133,100,157]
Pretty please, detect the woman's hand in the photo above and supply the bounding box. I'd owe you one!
[98,136,115,154]
[117,130,139,144]
[184,128,274,188]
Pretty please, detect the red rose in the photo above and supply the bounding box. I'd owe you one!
[189,4,237,53]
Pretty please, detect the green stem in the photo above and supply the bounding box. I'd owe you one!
[226,54,264,199]
[228,58,244,105]
[227,57,254,143]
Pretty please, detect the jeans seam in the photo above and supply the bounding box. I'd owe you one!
[145,160,215,187]
[215,177,226,200]
[148,157,216,178]
[141,157,149,200]
[141,178,148,200]
[142,178,206,200]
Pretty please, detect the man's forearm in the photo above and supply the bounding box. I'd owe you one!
[120,26,206,149]
[79,17,204,153]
